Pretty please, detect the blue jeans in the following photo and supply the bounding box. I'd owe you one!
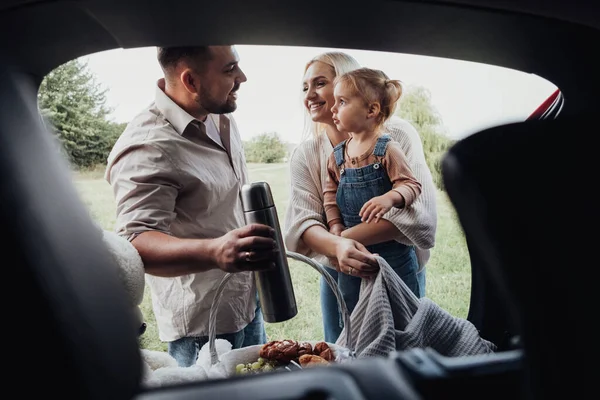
[168,294,267,367]
[320,250,426,343]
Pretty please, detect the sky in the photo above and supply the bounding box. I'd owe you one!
[82,44,558,142]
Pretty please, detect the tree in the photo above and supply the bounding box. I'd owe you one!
[37,59,123,169]
[244,132,287,163]
[395,85,455,190]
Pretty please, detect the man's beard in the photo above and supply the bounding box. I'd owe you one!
[198,86,239,114]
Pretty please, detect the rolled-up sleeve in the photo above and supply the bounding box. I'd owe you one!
[283,145,328,257]
[107,143,183,240]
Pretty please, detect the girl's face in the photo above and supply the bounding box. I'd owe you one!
[331,82,371,134]
[302,61,337,124]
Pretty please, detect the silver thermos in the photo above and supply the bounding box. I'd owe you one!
[241,181,298,323]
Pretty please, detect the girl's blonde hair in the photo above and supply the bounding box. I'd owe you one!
[301,52,361,140]
[334,68,403,128]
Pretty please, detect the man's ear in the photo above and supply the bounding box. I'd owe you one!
[180,68,200,95]
[367,102,381,120]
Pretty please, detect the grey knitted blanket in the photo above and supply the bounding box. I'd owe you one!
[336,256,497,358]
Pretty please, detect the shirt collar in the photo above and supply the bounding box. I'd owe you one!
[154,78,204,135]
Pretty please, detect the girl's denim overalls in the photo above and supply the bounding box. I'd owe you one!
[320,134,424,342]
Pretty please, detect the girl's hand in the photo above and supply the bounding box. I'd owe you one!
[359,195,394,224]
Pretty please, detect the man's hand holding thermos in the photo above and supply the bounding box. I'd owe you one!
[211,223,279,273]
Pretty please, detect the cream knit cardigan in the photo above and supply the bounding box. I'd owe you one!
[283,116,438,272]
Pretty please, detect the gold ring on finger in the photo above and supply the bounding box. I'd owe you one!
[245,251,251,262]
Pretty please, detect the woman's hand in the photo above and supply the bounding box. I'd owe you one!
[333,237,379,279]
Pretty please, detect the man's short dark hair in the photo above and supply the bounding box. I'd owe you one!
[156,46,211,73]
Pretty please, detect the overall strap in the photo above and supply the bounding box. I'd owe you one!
[373,134,392,158]
[333,140,347,167]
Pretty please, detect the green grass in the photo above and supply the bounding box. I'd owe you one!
[72,163,471,352]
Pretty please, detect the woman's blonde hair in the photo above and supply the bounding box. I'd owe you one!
[334,68,403,128]
[301,52,361,140]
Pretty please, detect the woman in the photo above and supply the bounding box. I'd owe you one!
[283,52,437,343]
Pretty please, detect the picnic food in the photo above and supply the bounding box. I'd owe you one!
[259,340,314,364]
[235,357,277,375]
[313,341,335,361]
[298,354,330,367]
[235,340,335,375]
[313,341,329,354]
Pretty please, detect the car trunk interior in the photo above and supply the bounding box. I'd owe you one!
[0,1,597,399]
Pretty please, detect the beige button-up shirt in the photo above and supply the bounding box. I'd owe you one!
[105,80,255,342]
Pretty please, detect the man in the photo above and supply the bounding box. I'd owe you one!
[105,45,277,367]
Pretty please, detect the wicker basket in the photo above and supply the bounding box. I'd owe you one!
[205,250,355,378]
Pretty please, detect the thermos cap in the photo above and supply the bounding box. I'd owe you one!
[241,182,275,212]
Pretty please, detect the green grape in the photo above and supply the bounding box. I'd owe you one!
[251,361,262,370]
[257,357,266,365]
[235,364,245,374]
[262,364,274,372]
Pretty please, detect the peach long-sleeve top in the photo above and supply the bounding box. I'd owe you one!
[323,136,422,227]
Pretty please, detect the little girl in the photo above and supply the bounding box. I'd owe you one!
[323,67,423,315]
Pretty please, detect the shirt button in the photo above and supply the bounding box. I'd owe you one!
[374,163,380,170]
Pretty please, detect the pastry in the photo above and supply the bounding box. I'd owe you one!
[299,354,330,368]
[259,340,313,363]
